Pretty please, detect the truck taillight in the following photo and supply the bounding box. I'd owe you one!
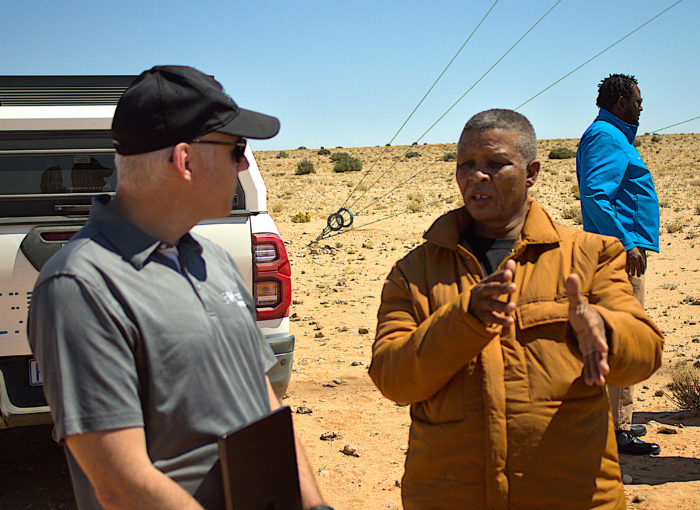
[253,233,291,320]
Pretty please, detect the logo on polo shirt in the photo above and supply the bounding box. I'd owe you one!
[222,290,246,308]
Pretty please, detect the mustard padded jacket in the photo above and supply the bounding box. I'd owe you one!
[369,200,663,510]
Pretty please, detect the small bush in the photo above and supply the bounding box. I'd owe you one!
[407,200,422,212]
[442,152,457,162]
[633,139,642,147]
[385,143,391,147]
[562,206,582,224]
[333,157,363,173]
[297,146,307,150]
[696,204,700,215]
[651,135,661,143]
[291,211,311,223]
[271,202,284,213]
[666,220,684,233]
[665,363,700,411]
[548,147,576,159]
[571,184,580,200]
[330,151,350,162]
[295,158,315,175]
[405,151,421,158]
[276,151,289,159]
[318,148,331,156]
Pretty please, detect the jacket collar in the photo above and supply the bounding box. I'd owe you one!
[87,194,201,270]
[596,108,638,144]
[424,198,561,249]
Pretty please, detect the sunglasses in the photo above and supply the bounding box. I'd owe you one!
[189,137,248,163]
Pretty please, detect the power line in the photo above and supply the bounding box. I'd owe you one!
[413,0,561,144]
[344,0,561,214]
[309,194,462,246]
[514,0,685,111]
[339,0,499,212]
[650,115,700,133]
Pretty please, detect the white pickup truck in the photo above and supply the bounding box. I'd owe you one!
[0,76,294,428]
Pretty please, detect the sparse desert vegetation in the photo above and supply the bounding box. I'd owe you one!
[252,133,700,509]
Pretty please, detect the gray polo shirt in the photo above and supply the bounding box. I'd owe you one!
[28,194,277,509]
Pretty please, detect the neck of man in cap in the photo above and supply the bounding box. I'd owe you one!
[109,189,199,246]
[110,143,216,245]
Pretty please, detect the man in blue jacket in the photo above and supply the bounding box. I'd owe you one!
[577,73,661,456]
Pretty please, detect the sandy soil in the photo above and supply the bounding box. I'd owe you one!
[2,134,698,510]
[256,133,700,509]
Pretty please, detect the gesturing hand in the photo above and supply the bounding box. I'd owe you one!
[565,273,609,386]
[468,259,517,328]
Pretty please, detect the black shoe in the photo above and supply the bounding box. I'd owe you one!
[616,430,660,456]
[629,424,647,438]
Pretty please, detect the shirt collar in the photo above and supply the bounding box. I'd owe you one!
[424,198,561,249]
[597,108,638,143]
[87,194,201,270]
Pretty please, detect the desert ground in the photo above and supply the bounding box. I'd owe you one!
[257,133,700,509]
[1,133,698,510]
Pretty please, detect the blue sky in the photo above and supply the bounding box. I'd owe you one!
[2,0,698,151]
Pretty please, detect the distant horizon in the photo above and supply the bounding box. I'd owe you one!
[252,130,698,153]
[3,0,698,153]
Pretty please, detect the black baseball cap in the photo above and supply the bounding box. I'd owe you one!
[112,66,280,155]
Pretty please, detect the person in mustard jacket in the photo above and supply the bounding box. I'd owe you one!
[369,109,663,510]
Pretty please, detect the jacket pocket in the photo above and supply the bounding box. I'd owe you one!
[412,359,481,424]
[516,302,599,401]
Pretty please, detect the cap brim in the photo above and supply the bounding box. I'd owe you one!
[218,108,280,140]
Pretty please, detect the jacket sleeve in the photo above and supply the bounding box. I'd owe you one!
[571,237,664,386]
[369,261,497,404]
[578,132,636,250]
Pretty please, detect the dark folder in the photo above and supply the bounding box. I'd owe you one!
[218,406,303,510]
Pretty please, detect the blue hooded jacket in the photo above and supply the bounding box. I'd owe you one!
[576,108,659,252]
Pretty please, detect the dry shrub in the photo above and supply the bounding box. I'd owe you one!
[296,158,315,175]
[407,192,425,202]
[548,147,576,159]
[571,184,580,200]
[270,202,284,213]
[408,200,422,212]
[562,206,583,224]
[666,220,684,234]
[665,363,700,411]
[291,211,311,223]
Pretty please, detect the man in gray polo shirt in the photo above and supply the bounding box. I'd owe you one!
[28,66,330,510]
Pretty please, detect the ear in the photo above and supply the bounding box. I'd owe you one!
[614,95,627,114]
[526,160,540,188]
[171,143,194,183]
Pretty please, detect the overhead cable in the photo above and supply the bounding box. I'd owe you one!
[514,0,685,111]
[340,0,499,211]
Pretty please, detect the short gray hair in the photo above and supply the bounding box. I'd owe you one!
[460,109,537,164]
[114,146,173,188]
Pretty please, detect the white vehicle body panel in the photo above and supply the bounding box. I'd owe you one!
[0,80,293,427]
